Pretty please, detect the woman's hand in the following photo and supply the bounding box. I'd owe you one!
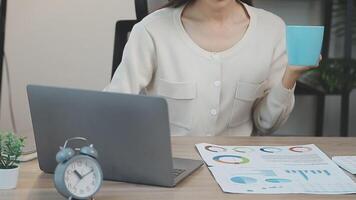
[282,55,322,90]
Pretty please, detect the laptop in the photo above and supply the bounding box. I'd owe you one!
[27,85,203,187]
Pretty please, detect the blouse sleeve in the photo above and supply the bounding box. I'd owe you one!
[252,22,295,135]
[104,23,156,94]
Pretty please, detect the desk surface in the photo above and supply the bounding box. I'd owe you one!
[1,136,356,200]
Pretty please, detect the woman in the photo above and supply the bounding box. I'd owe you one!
[105,0,318,136]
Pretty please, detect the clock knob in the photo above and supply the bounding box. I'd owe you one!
[56,147,75,163]
[80,144,98,159]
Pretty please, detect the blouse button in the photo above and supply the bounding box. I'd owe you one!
[210,109,218,116]
[211,54,220,61]
[214,81,221,87]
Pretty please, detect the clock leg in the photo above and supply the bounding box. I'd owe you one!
[67,196,94,200]
[68,197,80,200]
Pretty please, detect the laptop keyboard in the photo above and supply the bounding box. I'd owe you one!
[172,168,186,177]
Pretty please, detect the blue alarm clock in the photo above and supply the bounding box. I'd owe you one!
[54,137,103,200]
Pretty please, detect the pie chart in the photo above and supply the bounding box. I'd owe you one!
[205,145,226,152]
[260,147,282,153]
[289,146,312,153]
[231,176,257,184]
[233,147,254,153]
[212,155,250,164]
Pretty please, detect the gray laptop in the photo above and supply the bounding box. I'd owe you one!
[27,85,203,187]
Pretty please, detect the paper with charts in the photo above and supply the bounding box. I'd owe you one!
[195,143,356,194]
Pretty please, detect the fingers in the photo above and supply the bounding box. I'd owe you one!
[314,54,322,67]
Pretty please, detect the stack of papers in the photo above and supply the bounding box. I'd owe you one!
[333,156,356,175]
[196,143,356,194]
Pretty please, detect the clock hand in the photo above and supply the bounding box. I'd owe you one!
[74,169,94,187]
[74,170,83,180]
[82,169,94,178]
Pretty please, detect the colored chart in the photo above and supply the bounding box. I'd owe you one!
[205,145,226,152]
[265,178,292,183]
[260,147,282,153]
[231,176,257,184]
[233,147,255,153]
[213,155,250,164]
[289,146,312,153]
[285,169,331,181]
[196,143,356,194]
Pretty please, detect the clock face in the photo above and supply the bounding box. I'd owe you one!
[63,157,102,198]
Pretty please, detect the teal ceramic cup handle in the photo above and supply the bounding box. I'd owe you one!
[286,26,324,66]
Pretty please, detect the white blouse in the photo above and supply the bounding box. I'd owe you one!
[104,3,295,136]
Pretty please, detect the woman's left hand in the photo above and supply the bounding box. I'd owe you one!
[282,55,322,89]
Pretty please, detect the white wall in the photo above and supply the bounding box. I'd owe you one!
[0,0,136,152]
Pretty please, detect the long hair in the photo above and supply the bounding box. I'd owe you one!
[164,0,193,8]
[164,0,243,8]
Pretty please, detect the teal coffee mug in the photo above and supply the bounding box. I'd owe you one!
[286,26,324,66]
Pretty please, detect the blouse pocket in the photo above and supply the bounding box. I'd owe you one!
[228,81,266,128]
[157,79,196,134]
